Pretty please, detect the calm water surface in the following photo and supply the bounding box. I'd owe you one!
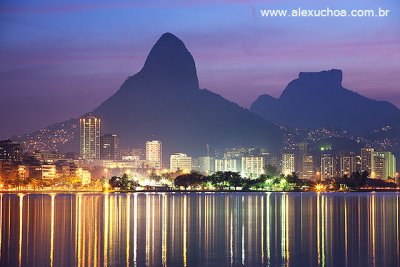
[0,192,399,267]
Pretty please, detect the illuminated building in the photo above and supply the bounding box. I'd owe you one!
[339,152,358,177]
[18,165,28,179]
[373,151,396,179]
[100,134,121,160]
[296,142,309,179]
[80,115,101,159]
[361,147,374,175]
[42,164,56,179]
[214,159,224,172]
[0,139,23,162]
[77,168,91,185]
[146,140,162,169]
[197,156,215,175]
[241,156,264,178]
[281,153,295,176]
[302,155,314,180]
[170,153,192,172]
[214,158,241,173]
[320,154,334,180]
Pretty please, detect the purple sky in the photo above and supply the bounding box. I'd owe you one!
[1,0,400,138]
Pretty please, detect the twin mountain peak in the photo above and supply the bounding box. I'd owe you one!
[18,33,400,156]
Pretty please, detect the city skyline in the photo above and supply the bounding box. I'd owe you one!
[1,0,400,138]
[1,2,400,266]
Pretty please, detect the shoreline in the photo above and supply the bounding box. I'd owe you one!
[1,189,399,194]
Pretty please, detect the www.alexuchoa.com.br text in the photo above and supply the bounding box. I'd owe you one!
[260,7,390,18]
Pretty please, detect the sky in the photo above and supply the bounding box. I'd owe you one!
[1,0,399,138]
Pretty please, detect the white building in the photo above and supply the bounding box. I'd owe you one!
[340,153,358,177]
[42,164,56,180]
[197,156,214,174]
[80,115,101,159]
[146,140,162,169]
[170,153,192,172]
[320,154,334,180]
[214,158,241,173]
[361,147,374,175]
[241,156,264,178]
[281,153,295,176]
[215,159,225,172]
[77,168,91,185]
[373,151,397,179]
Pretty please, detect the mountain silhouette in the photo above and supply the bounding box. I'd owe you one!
[88,33,282,157]
[250,69,400,134]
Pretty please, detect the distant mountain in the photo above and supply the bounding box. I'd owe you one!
[93,33,282,157]
[250,69,400,134]
[14,33,282,157]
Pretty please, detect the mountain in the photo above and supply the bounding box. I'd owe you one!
[250,69,400,134]
[93,33,282,157]
[14,33,282,157]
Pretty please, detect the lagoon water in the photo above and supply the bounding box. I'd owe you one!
[0,192,399,267]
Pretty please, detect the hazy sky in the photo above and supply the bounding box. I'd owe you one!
[1,0,399,138]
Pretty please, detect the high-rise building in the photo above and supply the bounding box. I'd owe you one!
[373,152,385,179]
[225,159,241,173]
[339,152,358,177]
[170,153,192,172]
[264,153,281,170]
[197,156,215,175]
[146,140,162,169]
[373,151,396,179]
[214,159,224,172]
[241,156,264,178]
[100,134,121,160]
[296,142,310,179]
[302,155,314,180]
[383,151,396,179]
[320,154,334,180]
[282,153,295,176]
[214,158,241,173]
[0,139,23,162]
[361,147,374,175]
[80,115,101,159]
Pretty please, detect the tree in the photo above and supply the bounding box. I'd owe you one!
[209,171,231,189]
[109,176,123,189]
[149,172,162,182]
[286,172,300,183]
[108,173,139,191]
[264,164,279,177]
[227,172,243,190]
[174,172,204,190]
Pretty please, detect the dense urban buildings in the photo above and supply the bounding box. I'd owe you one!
[80,115,101,159]
[146,140,162,169]
[1,134,399,191]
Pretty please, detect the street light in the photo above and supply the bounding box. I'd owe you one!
[104,168,108,179]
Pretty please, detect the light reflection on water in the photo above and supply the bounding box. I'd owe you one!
[0,192,399,267]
